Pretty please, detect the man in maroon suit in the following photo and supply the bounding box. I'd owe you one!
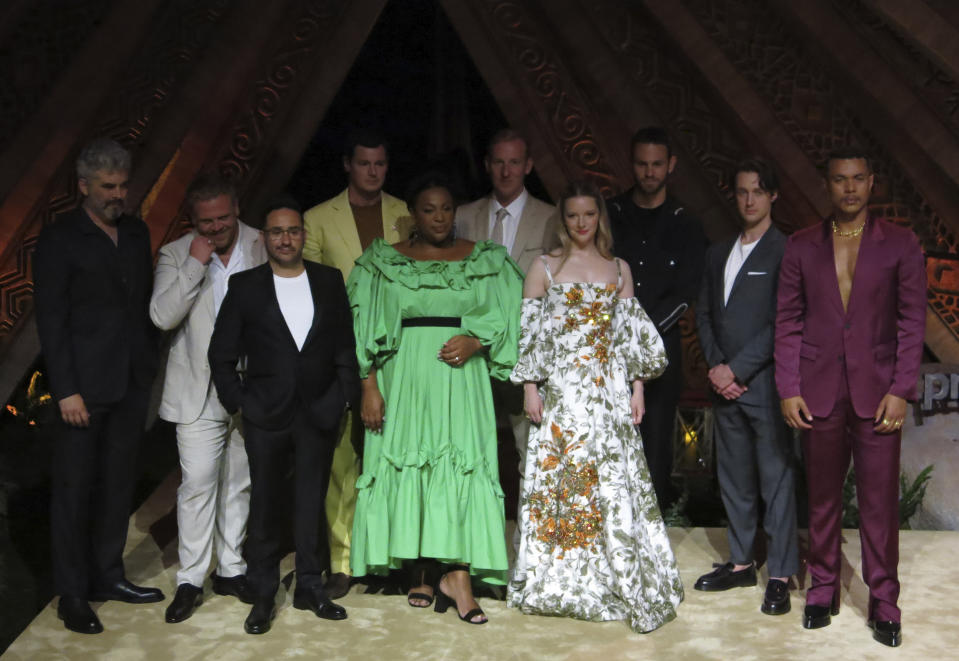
[775,148,926,648]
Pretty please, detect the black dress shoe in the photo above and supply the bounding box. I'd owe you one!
[324,572,351,600]
[212,574,254,604]
[760,579,791,615]
[91,579,165,604]
[244,598,276,635]
[693,563,757,591]
[802,603,839,629]
[164,584,203,623]
[869,620,902,647]
[58,597,103,634]
[293,588,347,621]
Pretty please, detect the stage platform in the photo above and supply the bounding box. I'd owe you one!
[6,474,957,660]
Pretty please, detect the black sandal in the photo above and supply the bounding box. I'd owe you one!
[434,564,487,624]
[406,560,437,608]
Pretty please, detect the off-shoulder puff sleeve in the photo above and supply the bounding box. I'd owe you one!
[615,296,668,381]
[459,242,524,381]
[509,297,550,384]
[346,248,402,379]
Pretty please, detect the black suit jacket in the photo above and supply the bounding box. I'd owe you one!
[695,225,787,408]
[33,207,157,404]
[208,260,360,431]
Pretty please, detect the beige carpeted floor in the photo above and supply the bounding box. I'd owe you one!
[6,474,957,660]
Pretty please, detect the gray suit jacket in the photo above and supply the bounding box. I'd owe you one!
[695,225,787,408]
[150,221,267,424]
[455,191,556,274]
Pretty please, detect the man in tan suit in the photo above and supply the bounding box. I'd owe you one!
[456,128,555,274]
[302,129,408,597]
[150,174,267,622]
[456,128,555,547]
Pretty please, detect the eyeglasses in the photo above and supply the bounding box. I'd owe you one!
[264,226,304,240]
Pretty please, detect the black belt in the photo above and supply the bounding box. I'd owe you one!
[401,316,461,328]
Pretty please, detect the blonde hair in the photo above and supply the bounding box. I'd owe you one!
[551,180,614,273]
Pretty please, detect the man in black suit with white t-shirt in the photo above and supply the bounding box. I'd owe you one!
[209,195,360,634]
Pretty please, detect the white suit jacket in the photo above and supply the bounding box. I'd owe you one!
[150,221,267,424]
[455,192,556,274]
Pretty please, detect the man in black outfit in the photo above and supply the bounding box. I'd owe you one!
[209,195,360,634]
[34,137,163,634]
[607,126,708,511]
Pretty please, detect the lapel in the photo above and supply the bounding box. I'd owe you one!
[475,199,493,241]
[713,237,737,312]
[810,218,846,319]
[724,226,778,308]
[301,263,323,350]
[844,214,883,321]
[328,189,363,261]
[512,197,540,262]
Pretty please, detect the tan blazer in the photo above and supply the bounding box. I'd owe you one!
[150,221,267,424]
[455,192,556,274]
[303,188,410,280]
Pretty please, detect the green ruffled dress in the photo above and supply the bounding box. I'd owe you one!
[346,239,523,585]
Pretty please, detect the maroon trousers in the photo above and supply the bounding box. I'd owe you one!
[802,365,901,623]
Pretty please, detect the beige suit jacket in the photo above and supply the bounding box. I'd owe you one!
[150,221,267,424]
[455,192,556,274]
[303,187,410,280]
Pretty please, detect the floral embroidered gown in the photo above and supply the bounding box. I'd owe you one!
[347,239,523,585]
[508,258,684,633]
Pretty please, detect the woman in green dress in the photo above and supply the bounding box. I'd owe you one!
[347,173,523,624]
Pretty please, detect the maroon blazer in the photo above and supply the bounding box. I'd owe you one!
[774,215,926,419]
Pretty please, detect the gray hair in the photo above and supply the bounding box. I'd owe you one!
[76,137,131,180]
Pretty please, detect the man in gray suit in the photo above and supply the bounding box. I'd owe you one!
[151,173,267,622]
[456,128,555,274]
[693,158,798,615]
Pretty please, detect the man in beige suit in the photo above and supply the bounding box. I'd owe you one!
[150,174,267,622]
[456,128,555,544]
[302,129,408,598]
[456,128,556,274]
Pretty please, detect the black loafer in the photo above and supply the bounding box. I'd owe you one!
[91,579,164,604]
[802,603,839,629]
[869,620,902,647]
[164,584,203,623]
[57,597,103,634]
[212,574,254,604]
[693,563,757,591]
[293,588,347,621]
[324,572,351,600]
[761,579,790,615]
[244,598,276,635]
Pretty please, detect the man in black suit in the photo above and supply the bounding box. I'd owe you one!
[209,195,359,634]
[693,158,798,615]
[33,137,163,634]
[608,126,708,510]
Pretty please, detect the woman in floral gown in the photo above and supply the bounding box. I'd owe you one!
[508,181,684,633]
[347,173,523,624]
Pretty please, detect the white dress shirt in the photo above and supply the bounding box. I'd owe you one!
[488,188,529,255]
[208,224,251,316]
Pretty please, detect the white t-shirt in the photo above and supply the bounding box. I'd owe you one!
[723,235,760,305]
[273,271,314,351]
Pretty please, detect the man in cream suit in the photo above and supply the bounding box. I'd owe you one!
[456,128,556,274]
[456,128,556,537]
[302,129,409,597]
[151,174,266,622]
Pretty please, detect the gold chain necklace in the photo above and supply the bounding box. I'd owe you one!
[832,220,865,238]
